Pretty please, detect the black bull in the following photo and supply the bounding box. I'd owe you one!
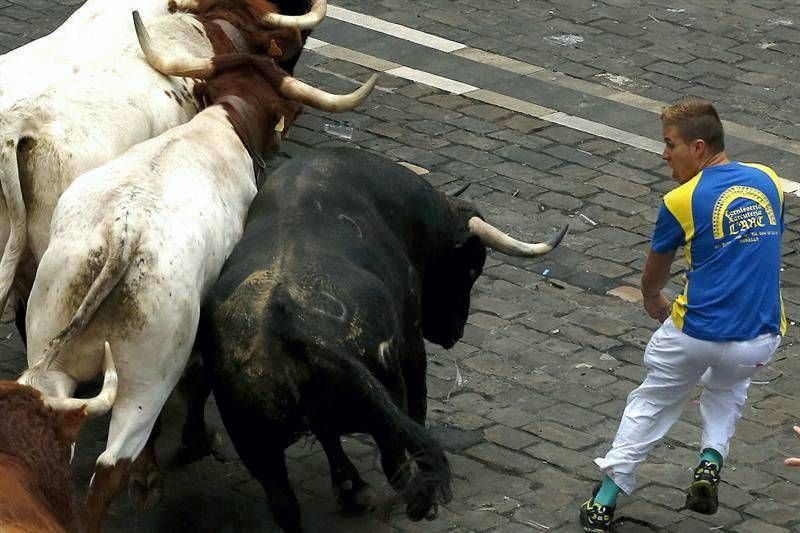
[189,147,567,532]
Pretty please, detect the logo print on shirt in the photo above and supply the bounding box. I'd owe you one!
[712,186,777,242]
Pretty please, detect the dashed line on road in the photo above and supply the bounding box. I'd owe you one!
[541,112,664,154]
[327,5,465,53]
[385,66,478,95]
[322,5,800,195]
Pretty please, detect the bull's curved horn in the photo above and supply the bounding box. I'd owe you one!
[468,217,568,257]
[261,0,327,30]
[42,342,118,418]
[279,73,377,112]
[133,11,214,78]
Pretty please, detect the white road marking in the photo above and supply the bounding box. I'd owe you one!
[327,5,466,53]
[542,112,664,154]
[464,89,554,117]
[385,66,478,95]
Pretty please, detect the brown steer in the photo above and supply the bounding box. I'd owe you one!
[0,345,116,533]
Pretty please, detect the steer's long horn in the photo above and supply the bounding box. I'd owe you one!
[134,10,376,111]
[468,217,568,257]
[261,0,327,29]
[279,73,377,112]
[41,342,118,418]
[133,11,214,78]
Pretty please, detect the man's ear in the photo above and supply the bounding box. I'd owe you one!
[691,138,707,157]
[59,406,88,444]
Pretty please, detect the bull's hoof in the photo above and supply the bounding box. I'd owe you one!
[128,469,162,510]
[406,498,438,522]
[424,503,439,521]
[334,480,384,513]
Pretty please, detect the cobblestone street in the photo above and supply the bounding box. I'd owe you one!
[2,1,800,531]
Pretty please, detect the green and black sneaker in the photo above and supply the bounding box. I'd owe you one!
[579,498,614,532]
[685,460,720,515]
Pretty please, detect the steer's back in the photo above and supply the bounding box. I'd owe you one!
[0,0,170,109]
[3,12,214,262]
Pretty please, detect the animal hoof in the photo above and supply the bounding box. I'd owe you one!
[128,470,162,510]
[406,499,438,522]
[335,481,382,513]
[425,503,439,521]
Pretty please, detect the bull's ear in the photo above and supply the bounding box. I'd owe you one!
[452,234,486,278]
[454,232,481,251]
[58,406,88,444]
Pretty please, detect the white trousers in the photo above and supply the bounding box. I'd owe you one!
[595,317,781,494]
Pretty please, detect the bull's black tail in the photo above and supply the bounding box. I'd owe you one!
[324,356,453,520]
[390,400,454,520]
[265,284,453,519]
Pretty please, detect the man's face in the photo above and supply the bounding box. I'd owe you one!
[662,125,702,184]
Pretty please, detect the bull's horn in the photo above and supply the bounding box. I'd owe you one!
[279,73,377,112]
[133,11,214,78]
[42,342,118,418]
[171,0,200,10]
[261,0,327,30]
[468,217,568,257]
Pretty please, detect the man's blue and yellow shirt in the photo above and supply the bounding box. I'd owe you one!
[652,162,786,341]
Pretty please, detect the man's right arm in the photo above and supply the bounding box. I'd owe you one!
[641,248,675,322]
[646,201,684,322]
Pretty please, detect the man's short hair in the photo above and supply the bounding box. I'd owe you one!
[661,97,725,153]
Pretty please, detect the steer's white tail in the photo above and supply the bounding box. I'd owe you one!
[21,213,140,384]
[0,120,29,323]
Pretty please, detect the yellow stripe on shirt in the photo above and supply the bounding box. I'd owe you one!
[740,162,784,208]
[663,170,703,329]
[780,291,787,336]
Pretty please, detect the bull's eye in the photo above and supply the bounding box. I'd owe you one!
[468,269,478,280]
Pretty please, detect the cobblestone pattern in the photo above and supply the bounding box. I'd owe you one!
[2,1,800,532]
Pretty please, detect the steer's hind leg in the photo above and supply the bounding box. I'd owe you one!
[86,379,180,533]
[128,417,162,510]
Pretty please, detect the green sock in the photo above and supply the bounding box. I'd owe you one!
[594,475,621,507]
[701,448,723,468]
